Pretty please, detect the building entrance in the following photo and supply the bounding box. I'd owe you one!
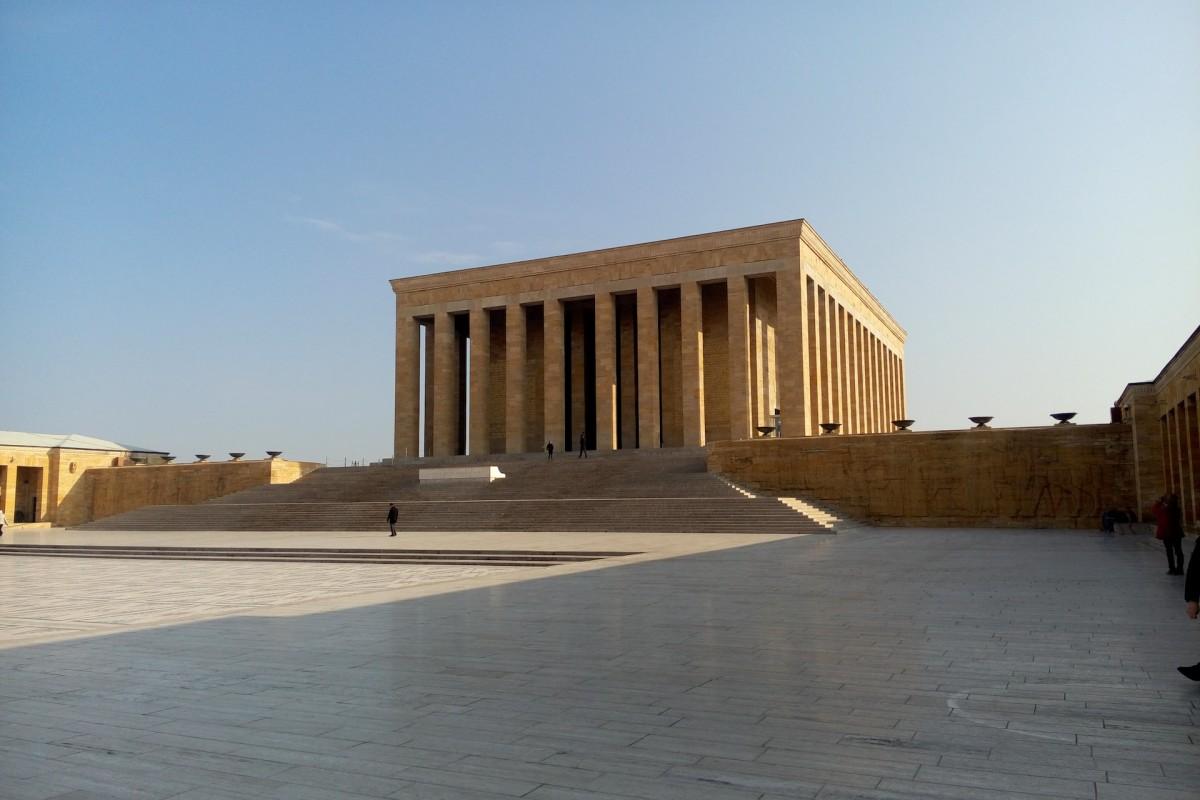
[15,466,43,522]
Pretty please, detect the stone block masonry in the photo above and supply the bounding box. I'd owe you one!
[61,458,322,526]
[391,219,906,458]
[709,424,1136,529]
[1116,324,1200,530]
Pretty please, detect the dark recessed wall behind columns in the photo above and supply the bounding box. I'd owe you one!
[523,306,545,453]
[488,309,507,455]
[615,294,638,449]
[658,288,683,447]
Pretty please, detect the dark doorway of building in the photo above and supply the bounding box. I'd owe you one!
[15,466,42,522]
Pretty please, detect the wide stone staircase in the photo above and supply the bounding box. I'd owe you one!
[74,448,829,535]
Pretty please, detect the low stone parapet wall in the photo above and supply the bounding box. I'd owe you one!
[708,424,1135,529]
[58,458,321,527]
[419,466,506,482]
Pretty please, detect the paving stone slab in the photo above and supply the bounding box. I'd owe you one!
[0,527,1198,799]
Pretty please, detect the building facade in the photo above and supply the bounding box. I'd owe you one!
[0,432,166,524]
[390,220,906,459]
[1117,325,1200,529]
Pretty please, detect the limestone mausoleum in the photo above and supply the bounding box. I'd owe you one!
[391,220,906,458]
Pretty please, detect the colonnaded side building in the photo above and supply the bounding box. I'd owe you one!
[390,219,906,459]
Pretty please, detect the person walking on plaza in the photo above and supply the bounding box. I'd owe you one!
[1153,492,1185,575]
[578,432,588,458]
[0,508,6,537]
[546,441,554,460]
[1178,534,1200,681]
[386,503,399,537]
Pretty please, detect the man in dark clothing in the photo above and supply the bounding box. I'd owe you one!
[546,441,554,460]
[578,432,588,458]
[1153,493,1185,575]
[387,503,399,537]
[1179,535,1200,681]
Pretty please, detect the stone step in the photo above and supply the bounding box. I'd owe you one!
[0,544,636,567]
[74,448,833,535]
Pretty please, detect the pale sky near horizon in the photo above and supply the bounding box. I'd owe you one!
[2,1,1198,464]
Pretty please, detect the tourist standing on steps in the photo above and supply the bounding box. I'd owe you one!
[386,503,399,537]
[546,441,554,460]
[578,432,588,458]
[1178,534,1200,681]
[1154,492,1185,575]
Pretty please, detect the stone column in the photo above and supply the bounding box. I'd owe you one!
[879,344,889,429]
[505,303,526,453]
[594,288,618,451]
[822,290,839,428]
[882,342,891,429]
[864,326,873,434]
[898,355,906,418]
[1168,409,1181,494]
[1188,400,1200,525]
[393,308,421,460]
[1,463,17,523]
[432,310,458,456]
[543,298,566,452]
[844,304,854,431]
[423,321,434,455]
[468,306,491,457]
[856,324,869,433]
[636,286,661,448]
[878,335,888,431]
[892,350,902,424]
[865,334,877,432]
[680,280,706,446]
[727,276,753,440]
[882,348,892,427]
[776,266,812,436]
[844,316,854,434]
[806,279,824,433]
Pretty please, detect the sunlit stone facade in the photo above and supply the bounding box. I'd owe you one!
[390,220,906,458]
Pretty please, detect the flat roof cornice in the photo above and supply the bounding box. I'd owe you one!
[389,219,807,293]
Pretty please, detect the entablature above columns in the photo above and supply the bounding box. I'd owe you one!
[799,221,906,350]
[394,258,797,320]
[390,220,905,359]
[391,227,804,309]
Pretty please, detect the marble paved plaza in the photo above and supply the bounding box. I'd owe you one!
[1,528,1198,799]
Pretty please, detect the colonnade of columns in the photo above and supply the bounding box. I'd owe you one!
[394,270,905,459]
[1161,393,1200,530]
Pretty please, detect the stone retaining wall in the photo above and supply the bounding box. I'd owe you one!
[708,424,1135,529]
[58,459,321,527]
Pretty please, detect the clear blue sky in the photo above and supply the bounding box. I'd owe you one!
[3,1,1197,463]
